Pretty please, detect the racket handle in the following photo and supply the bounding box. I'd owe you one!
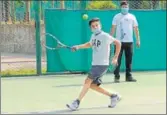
[68,46,78,52]
[66,46,72,49]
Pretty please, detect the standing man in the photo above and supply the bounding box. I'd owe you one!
[110,1,140,83]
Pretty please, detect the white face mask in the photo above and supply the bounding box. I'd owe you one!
[92,27,101,34]
[121,7,129,15]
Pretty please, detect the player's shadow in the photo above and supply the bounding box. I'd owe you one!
[27,109,73,114]
[54,81,126,88]
[27,106,108,114]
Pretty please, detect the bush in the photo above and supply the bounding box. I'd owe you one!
[86,1,118,10]
[15,1,24,8]
[140,1,151,9]
[159,1,166,9]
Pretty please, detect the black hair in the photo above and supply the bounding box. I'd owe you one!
[120,1,128,6]
[89,18,100,26]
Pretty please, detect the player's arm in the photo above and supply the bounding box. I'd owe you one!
[108,34,121,58]
[72,36,93,51]
[108,35,121,65]
[113,39,121,58]
[72,42,92,51]
[77,42,92,49]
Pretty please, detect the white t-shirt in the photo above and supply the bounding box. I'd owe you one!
[112,13,138,42]
[89,31,115,65]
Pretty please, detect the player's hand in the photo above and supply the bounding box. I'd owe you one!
[71,45,79,52]
[111,56,118,66]
[136,40,140,48]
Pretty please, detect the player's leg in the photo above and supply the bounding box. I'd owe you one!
[114,44,124,82]
[90,84,112,96]
[90,84,121,108]
[66,66,100,111]
[78,77,93,101]
[90,66,121,108]
[124,42,136,82]
[66,77,93,111]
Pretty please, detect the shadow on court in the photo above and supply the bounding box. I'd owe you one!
[54,81,127,88]
[27,106,108,114]
[26,102,166,114]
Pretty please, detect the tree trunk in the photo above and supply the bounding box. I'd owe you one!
[25,1,30,22]
[60,0,65,9]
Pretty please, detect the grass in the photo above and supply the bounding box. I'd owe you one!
[1,68,46,77]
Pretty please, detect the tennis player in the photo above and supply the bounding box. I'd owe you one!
[66,18,121,111]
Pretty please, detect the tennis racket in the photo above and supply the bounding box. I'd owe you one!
[40,33,72,50]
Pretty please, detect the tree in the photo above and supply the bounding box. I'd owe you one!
[86,1,118,10]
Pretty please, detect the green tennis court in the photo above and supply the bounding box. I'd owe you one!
[1,71,166,114]
[0,1,166,114]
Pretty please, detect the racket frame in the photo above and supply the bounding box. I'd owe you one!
[40,33,71,50]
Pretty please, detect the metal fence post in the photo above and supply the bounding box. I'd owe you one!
[34,1,41,75]
[0,51,1,77]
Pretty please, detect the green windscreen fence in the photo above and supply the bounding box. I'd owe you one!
[44,9,166,72]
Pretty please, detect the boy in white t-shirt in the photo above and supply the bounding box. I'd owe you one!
[66,18,122,111]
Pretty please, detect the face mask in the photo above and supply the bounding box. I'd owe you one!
[121,7,129,15]
[92,27,101,34]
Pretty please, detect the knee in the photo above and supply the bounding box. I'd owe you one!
[84,77,93,85]
[90,84,100,90]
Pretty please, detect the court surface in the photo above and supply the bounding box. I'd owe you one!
[1,71,166,114]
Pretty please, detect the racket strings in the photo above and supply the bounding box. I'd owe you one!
[40,33,70,50]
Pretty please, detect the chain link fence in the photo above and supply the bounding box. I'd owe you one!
[0,1,166,77]
[0,1,166,23]
[0,1,37,77]
[128,0,166,10]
